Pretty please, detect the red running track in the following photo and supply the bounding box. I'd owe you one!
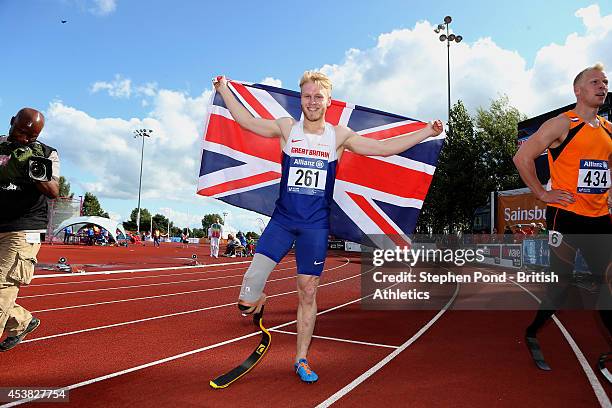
[0,243,609,407]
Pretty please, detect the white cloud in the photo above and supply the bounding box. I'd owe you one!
[41,4,612,235]
[42,86,213,204]
[136,82,158,97]
[320,5,612,120]
[90,0,117,16]
[91,77,160,102]
[90,74,132,98]
[260,77,283,88]
[158,206,206,230]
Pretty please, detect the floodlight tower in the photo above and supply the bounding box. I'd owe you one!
[434,16,463,134]
[133,129,153,234]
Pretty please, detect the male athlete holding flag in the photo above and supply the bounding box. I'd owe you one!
[213,72,443,382]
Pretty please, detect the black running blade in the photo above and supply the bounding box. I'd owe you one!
[253,305,265,326]
[526,336,551,371]
[210,311,271,389]
[598,353,612,384]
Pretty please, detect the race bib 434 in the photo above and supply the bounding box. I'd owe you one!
[577,159,609,194]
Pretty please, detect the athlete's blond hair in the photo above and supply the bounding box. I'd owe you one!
[299,71,332,95]
[573,62,606,87]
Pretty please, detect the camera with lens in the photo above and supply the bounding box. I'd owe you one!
[28,156,52,182]
[0,141,53,184]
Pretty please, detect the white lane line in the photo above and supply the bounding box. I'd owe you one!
[29,260,296,287]
[551,316,611,408]
[30,277,284,313]
[270,329,399,349]
[23,274,245,298]
[23,260,352,342]
[23,265,299,298]
[316,269,460,408]
[4,263,364,407]
[33,260,252,279]
[475,266,610,408]
[29,261,349,313]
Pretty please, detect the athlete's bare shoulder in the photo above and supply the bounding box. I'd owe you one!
[537,114,571,148]
[276,117,297,140]
[550,113,571,127]
[333,124,354,146]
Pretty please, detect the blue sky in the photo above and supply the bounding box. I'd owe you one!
[1,1,611,232]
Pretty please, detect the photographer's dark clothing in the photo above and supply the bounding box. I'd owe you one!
[0,137,59,344]
[0,140,58,232]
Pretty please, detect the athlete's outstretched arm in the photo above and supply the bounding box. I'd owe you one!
[213,76,290,139]
[341,120,443,157]
[513,115,574,206]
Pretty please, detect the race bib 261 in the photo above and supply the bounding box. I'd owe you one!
[287,157,328,196]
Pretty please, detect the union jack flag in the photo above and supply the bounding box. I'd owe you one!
[197,80,445,245]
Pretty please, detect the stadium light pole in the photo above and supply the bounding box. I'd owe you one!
[133,129,153,235]
[434,16,463,135]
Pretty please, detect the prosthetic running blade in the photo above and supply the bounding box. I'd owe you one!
[210,306,271,389]
[526,336,551,371]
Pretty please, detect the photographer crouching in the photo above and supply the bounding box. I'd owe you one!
[0,108,59,351]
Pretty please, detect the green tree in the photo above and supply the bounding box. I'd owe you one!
[81,192,109,217]
[417,100,475,233]
[417,96,525,234]
[58,176,73,198]
[190,228,205,238]
[246,231,260,239]
[152,213,170,233]
[201,213,224,233]
[126,208,152,232]
[474,95,525,193]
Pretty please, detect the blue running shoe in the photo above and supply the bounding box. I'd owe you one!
[294,358,318,383]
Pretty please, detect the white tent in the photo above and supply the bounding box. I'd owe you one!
[53,216,128,243]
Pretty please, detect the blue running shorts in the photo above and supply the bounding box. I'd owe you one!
[255,218,329,276]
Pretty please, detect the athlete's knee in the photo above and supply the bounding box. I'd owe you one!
[297,277,319,303]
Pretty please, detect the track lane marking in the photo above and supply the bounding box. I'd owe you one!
[23,264,303,298]
[4,259,366,407]
[23,260,351,341]
[315,267,460,407]
[474,266,610,408]
[29,276,292,313]
[269,329,399,349]
[29,261,350,313]
[29,260,297,287]
[33,260,253,279]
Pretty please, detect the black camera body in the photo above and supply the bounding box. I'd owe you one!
[28,156,53,182]
[0,140,53,184]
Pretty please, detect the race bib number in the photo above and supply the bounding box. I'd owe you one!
[577,159,609,194]
[548,230,563,248]
[287,157,327,196]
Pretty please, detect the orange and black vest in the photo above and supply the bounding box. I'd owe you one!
[548,111,612,217]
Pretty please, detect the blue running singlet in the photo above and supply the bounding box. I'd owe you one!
[271,121,338,229]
